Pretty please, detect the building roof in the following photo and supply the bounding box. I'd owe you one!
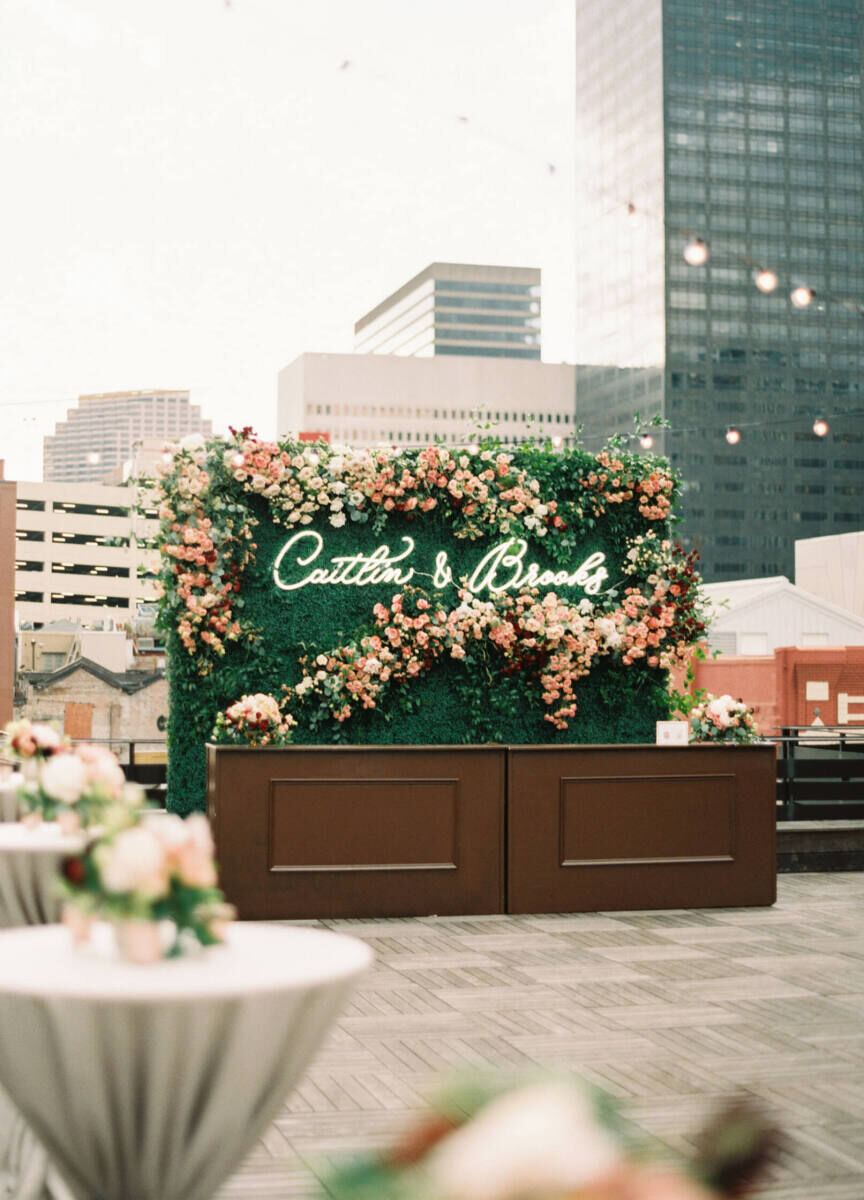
[703,577,864,634]
[27,657,164,695]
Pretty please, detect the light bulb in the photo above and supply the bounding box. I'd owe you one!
[683,238,709,266]
[551,436,563,448]
[725,426,741,445]
[790,285,814,309]
[639,434,654,450]
[812,418,829,438]
[754,268,778,293]
[86,451,101,465]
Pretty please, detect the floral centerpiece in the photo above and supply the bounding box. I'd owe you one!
[2,718,68,763]
[322,1076,777,1200]
[689,695,760,745]
[211,692,296,746]
[1,721,136,831]
[60,807,234,962]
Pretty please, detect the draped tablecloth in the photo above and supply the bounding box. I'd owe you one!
[0,823,84,928]
[0,783,21,824]
[0,822,85,1200]
[0,923,373,1200]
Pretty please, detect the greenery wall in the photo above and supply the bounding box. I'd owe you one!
[157,433,703,813]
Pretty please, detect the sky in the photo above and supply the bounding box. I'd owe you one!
[0,0,575,481]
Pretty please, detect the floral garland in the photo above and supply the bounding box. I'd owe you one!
[287,578,692,733]
[153,431,681,678]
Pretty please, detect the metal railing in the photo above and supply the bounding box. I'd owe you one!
[70,738,167,798]
[772,726,864,821]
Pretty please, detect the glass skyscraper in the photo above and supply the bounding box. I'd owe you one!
[575,0,864,582]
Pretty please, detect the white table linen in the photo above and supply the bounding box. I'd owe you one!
[0,824,84,928]
[0,784,21,824]
[0,923,372,1200]
[0,822,85,1200]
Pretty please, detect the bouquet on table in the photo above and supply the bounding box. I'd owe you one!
[60,805,235,962]
[1,719,137,831]
[688,695,760,745]
[211,692,296,747]
[323,1077,777,1200]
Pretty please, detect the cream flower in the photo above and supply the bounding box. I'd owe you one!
[39,754,89,805]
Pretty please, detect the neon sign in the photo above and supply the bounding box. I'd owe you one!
[273,531,608,597]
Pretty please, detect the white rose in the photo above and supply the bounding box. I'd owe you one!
[427,1083,621,1200]
[31,724,62,752]
[39,754,89,805]
[179,433,206,453]
[329,512,347,528]
[99,827,168,898]
[142,812,188,850]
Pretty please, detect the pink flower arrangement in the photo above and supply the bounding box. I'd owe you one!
[689,694,760,744]
[1,725,139,831]
[61,810,234,958]
[211,693,297,746]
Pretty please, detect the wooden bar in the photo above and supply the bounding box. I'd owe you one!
[507,744,777,913]
[207,744,505,919]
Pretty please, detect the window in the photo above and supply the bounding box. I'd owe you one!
[14,590,43,602]
[50,592,130,609]
[51,563,130,578]
[51,532,129,547]
[52,501,129,519]
[16,498,45,512]
[16,529,44,542]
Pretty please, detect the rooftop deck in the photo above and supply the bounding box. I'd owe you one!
[221,872,864,1198]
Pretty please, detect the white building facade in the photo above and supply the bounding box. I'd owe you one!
[278,353,577,448]
[796,530,864,620]
[702,576,864,657]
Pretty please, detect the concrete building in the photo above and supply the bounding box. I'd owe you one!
[702,575,864,657]
[574,0,864,582]
[44,390,211,483]
[796,529,864,619]
[354,263,541,360]
[15,658,166,744]
[14,480,159,630]
[278,353,577,448]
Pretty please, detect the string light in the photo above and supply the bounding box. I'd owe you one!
[725,427,742,445]
[812,418,829,438]
[467,443,480,456]
[753,268,778,294]
[638,433,654,449]
[790,285,815,309]
[683,238,709,266]
[86,452,101,465]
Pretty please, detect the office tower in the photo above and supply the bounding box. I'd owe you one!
[354,263,541,359]
[575,0,864,582]
[43,390,212,483]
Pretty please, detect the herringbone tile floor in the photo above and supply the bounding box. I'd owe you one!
[218,873,864,1198]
